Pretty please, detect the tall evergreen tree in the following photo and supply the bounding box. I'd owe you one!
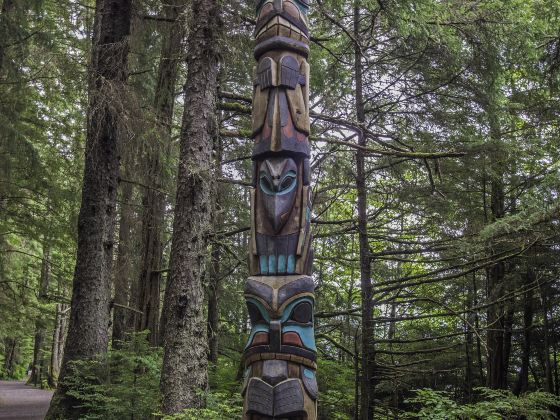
[159,0,222,412]
[46,0,132,417]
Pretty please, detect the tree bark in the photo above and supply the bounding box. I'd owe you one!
[207,243,220,365]
[112,179,134,345]
[0,0,14,76]
[514,267,534,395]
[28,246,50,387]
[50,303,69,387]
[353,3,376,418]
[137,0,186,347]
[483,45,507,390]
[207,133,224,365]
[46,0,132,418]
[2,337,19,377]
[159,0,221,412]
[542,288,555,393]
[464,276,475,401]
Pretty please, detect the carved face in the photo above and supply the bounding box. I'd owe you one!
[246,296,315,353]
[244,276,316,357]
[243,275,318,418]
[255,0,310,46]
[259,157,298,233]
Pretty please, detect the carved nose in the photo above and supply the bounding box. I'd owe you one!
[264,195,289,233]
[262,359,288,386]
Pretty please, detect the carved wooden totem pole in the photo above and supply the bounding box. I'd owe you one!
[242,0,317,418]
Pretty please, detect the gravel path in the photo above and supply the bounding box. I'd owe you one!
[0,380,53,420]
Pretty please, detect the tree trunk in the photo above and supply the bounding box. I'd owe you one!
[2,337,19,378]
[159,0,220,412]
[46,0,132,418]
[472,274,485,384]
[207,133,224,365]
[353,4,375,418]
[542,290,554,393]
[0,0,14,75]
[485,164,506,389]
[137,0,186,347]
[112,179,134,345]
[484,47,507,389]
[50,303,69,387]
[29,325,45,386]
[29,245,50,386]
[514,267,534,395]
[464,277,475,401]
[207,243,220,365]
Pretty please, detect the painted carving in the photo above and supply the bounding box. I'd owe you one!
[243,0,316,418]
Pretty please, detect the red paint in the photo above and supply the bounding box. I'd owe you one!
[252,332,269,346]
[282,332,303,347]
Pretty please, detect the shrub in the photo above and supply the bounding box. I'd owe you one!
[403,387,560,420]
[64,332,162,419]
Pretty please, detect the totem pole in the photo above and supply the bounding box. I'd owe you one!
[241,0,316,418]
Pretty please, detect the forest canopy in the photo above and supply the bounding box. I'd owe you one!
[1,0,560,419]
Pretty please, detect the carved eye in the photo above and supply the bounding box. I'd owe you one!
[259,174,274,195]
[280,175,295,191]
[289,302,312,323]
[278,171,297,194]
[247,302,266,325]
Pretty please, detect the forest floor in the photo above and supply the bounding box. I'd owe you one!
[0,381,52,419]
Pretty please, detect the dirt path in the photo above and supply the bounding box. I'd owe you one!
[0,380,53,420]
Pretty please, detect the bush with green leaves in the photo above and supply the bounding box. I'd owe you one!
[403,388,560,420]
[63,332,162,420]
[158,391,243,420]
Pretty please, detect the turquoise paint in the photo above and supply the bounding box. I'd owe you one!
[259,170,297,196]
[292,0,309,14]
[287,255,295,273]
[268,255,277,274]
[244,297,317,351]
[260,255,268,274]
[283,324,316,351]
[303,368,314,379]
[278,254,287,273]
[246,298,271,322]
[279,297,316,351]
[244,299,271,349]
[280,297,314,322]
[244,324,268,350]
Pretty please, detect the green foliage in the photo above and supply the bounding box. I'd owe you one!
[403,388,560,420]
[64,332,162,420]
[317,359,355,419]
[158,392,243,420]
[208,356,242,395]
[63,342,244,420]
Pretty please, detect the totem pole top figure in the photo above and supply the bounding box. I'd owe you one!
[252,0,311,158]
[254,0,310,59]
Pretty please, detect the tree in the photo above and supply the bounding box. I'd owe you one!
[159,0,221,412]
[46,0,132,417]
[135,0,187,347]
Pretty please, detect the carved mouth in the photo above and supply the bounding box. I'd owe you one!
[255,15,309,43]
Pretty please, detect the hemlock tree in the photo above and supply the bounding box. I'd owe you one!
[135,0,187,347]
[46,0,133,418]
[159,0,222,413]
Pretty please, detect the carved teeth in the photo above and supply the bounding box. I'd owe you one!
[255,16,309,41]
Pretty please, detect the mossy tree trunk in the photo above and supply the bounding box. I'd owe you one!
[46,0,132,417]
[159,0,221,412]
